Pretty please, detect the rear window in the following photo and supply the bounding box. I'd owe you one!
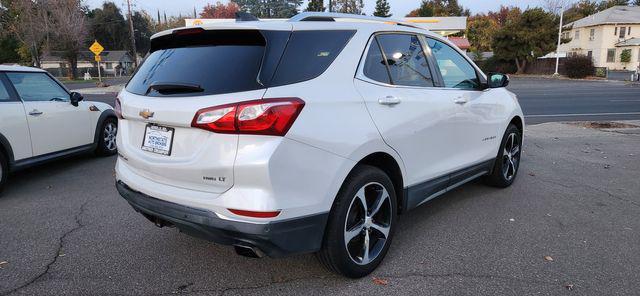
[126,29,355,97]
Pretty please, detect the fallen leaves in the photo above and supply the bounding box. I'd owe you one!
[372,277,388,286]
[0,261,7,269]
[564,283,574,290]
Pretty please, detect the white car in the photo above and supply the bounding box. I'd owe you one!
[115,13,524,278]
[0,65,118,192]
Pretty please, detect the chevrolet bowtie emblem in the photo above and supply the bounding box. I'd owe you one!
[139,109,154,119]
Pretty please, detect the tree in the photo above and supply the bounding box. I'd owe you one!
[487,6,521,27]
[620,49,632,63]
[334,0,364,14]
[131,11,153,55]
[4,0,51,67]
[563,0,600,23]
[201,1,241,18]
[49,0,88,79]
[305,0,325,12]
[598,0,629,10]
[373,0,391,17]
[406,0,469,17]
[492,8,557,74]
[467,14,499,52]
[87,2,128,51]
[236,0,303,18]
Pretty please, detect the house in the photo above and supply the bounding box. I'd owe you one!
[41,50,134,76]
[557,6,640,70]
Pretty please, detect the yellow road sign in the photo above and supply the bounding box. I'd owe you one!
[94,55,101,62]
[89,41,104,56]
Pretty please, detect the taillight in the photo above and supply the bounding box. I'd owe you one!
[115,98,124,119]
[191,98,305,136]
[228,209,281,218]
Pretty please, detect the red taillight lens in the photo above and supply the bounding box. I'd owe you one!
[115,98,124,119]
[191,98,305,136]
[228,209,281,218]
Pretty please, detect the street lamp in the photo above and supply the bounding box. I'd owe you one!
[554,5,565,76]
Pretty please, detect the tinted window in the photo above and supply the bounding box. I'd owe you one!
[363,39,391,84]
[7,72,69,101]
[270,30,355,87]
[376,34,434,87]
[0,77,11,101]
[127,43,266,97]
[427,39,480,89]
[128,30,354,97]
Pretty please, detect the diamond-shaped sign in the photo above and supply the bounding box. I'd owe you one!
[89,41,104,56]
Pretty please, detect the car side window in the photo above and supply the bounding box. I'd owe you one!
[0,77,11,101]
[426,38,480,89]
[376,34,434,87]
[6,72,69,102]
[363,39,391,84]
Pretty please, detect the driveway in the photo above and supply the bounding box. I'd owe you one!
[1,121,639,295]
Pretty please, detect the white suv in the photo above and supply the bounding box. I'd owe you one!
[116,13,524,278]
[0,66,117,192]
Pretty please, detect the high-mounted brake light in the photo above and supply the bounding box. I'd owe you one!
[191,98,305,136]
[115,98,124,119]
[173,27,205,36]
[228,209,281,218]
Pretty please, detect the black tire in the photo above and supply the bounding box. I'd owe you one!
[95,117,118,156]
[484,124,522,188]
[0,152,7,194]
[317,165,397,278]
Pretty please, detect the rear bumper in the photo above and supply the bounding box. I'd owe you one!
[116,181,328,258]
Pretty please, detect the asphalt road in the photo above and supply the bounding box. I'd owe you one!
[1,121,639,295]
[75,77,640,125]
[507,78,640,124]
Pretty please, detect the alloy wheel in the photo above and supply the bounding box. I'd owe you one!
[344,182,392,265]
[502,133,520,181]
[104,122,117,151]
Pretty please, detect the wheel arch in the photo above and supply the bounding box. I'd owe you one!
[510,115,524,135]
[0,132,14,164]
[355,152,406,214]
[92,109,117,148]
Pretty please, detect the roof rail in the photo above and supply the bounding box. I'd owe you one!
[289,12,423,30]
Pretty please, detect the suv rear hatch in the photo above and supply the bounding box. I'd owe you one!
[118,24,354,194]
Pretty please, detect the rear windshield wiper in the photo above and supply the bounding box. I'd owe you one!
[146,82,204,95]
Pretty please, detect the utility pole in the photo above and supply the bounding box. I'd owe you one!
[127,0,138,68]
[554,5,564,76]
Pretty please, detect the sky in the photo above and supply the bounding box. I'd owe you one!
[87,0,545,18]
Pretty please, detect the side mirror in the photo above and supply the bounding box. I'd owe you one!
[487,73,510,88]
[70,92,84,107]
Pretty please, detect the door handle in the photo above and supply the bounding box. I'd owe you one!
[28,109,43,116]
[378,96,401,105]
[454,97,468,105]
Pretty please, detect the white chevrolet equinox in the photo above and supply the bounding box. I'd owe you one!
[116,13,524,278]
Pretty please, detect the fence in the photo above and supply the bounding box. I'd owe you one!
[525,58,566,75]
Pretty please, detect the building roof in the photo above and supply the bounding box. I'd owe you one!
[0,65,45,72]
[447,37,470,50]
[41,50,132,63]
[567,6,640,28]
[616,37,640,47]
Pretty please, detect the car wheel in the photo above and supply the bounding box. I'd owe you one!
[317,165,397,278]
[0,152,7,194]
[96,117,118,156]
[484,124,522,188]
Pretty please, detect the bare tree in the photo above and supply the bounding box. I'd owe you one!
[5,0,51,67]
[542,0,575,14]
[49,0,88,79]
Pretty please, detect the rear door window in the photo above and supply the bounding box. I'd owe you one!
[363,39,392,84]
[375,34,434,87]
